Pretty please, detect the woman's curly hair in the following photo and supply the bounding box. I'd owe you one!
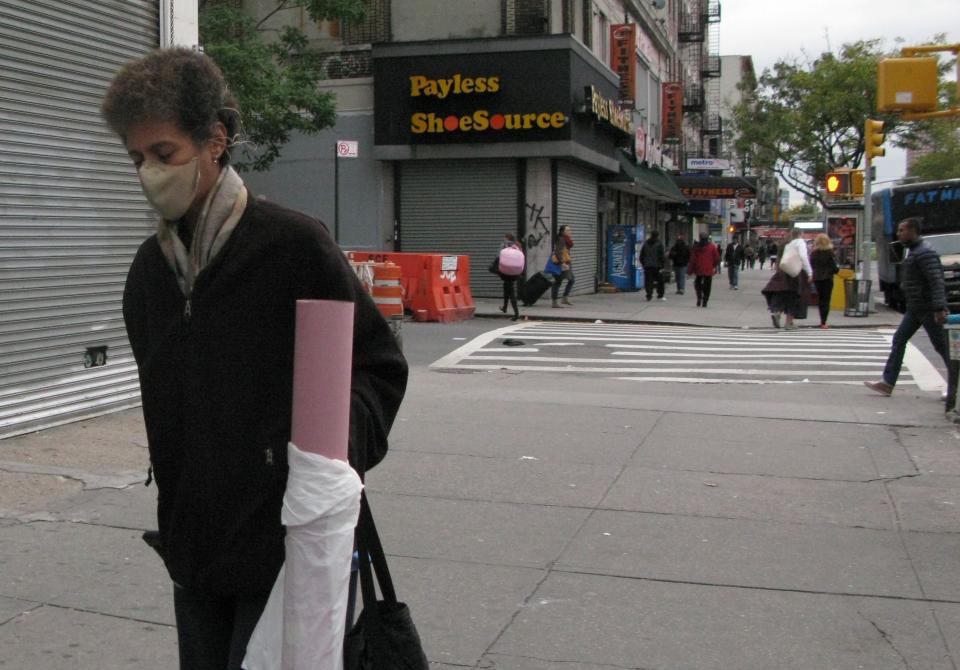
[101,48,241,165]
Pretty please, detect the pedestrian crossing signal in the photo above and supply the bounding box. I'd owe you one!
[825,171,851,197]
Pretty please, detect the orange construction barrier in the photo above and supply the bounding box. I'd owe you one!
[371,263,403,319]
[345,251,475,322]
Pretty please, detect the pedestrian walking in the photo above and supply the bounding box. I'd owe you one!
[497,233,523,321]
[865,217,950,397]
[102,48,408,670]
[550,225,575,307]
[767,241,778,269]
[688,232,721,307]
[745,244,756,269]
[758,243,766,270]
[724,240,744,289]
[639,230,667,301]
[762,228,812,330]
[810,233,840,329]
[668,232,691,295]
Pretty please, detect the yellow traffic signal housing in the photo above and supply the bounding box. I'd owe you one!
[865,119,885,163]
[825,170,851,197]
[877,57,939,113]
[851,170,864,196]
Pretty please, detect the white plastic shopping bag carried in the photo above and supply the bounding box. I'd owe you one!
[242,443,362,670]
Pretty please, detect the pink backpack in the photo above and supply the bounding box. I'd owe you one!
[498,245,525,276]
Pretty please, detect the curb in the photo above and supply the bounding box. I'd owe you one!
[472,311,897,330]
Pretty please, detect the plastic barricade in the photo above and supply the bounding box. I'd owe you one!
[345,251,475,322]
[371,263,403,319]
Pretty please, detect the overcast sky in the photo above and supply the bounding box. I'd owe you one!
[718,0,953,203]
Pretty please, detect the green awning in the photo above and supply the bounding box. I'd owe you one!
[601,151,687,204]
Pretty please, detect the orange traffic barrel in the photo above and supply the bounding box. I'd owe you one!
[372,263,403,318]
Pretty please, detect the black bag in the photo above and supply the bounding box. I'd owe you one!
[487,257,499,274]
[344,494,429,670]
[521,271,553,306]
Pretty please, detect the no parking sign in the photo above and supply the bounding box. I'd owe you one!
[336,140,358,158]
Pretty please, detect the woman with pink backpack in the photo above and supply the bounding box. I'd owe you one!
[497,233,525,320]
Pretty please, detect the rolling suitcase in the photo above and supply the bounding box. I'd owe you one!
[521,272,554,306]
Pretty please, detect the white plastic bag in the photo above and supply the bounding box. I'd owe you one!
[779,243,802,277]
[242,443,362,670]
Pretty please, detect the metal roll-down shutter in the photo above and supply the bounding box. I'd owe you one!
[556,160,598,295]
[399,159,518,298]
[0,0,159,438]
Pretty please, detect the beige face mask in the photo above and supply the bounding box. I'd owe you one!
[137,156,200,221]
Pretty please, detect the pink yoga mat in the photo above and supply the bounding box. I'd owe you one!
[290,300,355,462]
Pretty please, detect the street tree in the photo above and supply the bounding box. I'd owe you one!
[906,120,960,181]
[199,0,367,172]
[731,39,900,206]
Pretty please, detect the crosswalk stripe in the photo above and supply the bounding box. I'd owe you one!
[429,321,943,390]
[468,355,887,366]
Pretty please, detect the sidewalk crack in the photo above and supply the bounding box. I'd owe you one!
[858,610,911,669]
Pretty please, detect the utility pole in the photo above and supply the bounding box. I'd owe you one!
[862,119,886,309]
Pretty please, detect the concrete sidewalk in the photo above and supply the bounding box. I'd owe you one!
[475,264,902,329]
[2,270,958,668]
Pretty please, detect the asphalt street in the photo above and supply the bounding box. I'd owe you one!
[0,266,958,669]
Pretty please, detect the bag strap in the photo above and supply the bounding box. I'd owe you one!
[356,492,398,608]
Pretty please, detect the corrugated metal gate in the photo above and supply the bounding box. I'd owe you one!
[398,159,518,298]
[556,160,598,295]
[0,0,158,438]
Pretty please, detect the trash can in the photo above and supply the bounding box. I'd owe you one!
[945,320,960,413]
[843,278,871,317]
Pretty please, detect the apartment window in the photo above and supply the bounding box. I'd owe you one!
[597,11,609,63]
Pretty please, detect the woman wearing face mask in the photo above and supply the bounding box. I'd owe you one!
[102,48,408,670]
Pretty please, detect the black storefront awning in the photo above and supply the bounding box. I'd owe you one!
[671,175,758,199]
[601,151,687,204]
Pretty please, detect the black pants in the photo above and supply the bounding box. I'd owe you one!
[694,275,713,305]
[883,309,949,386]
[501,277,519,316]
[644,265,664,299]
[174,585,270,670]
[815,278,833,325]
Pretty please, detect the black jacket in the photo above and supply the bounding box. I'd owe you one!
[123,197,408,596]
[668,239,690,267]
[724,243,744,264]
[810,248,839,282]
[901,238,947,312]
[639,239,666,268]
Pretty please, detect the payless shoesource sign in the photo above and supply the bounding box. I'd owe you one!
[374,47,623,147]
[408,74,568,135]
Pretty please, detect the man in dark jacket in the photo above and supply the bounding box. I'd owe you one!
[724,240,744,289]
[865,217,949,396]
[639,230,667,301]
[668,233,691,295]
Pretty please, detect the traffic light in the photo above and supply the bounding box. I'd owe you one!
[865,119,885,164]
[727,225,735,233]
[851,170,864,197]
[825,170,851,197]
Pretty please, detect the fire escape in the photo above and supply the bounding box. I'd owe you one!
[701,0,722,157]
[678,0,722,162]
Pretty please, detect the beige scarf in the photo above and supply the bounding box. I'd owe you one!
[156,166,248,297]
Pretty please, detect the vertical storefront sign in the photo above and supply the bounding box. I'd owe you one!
[662,82,682,141]
[610,24,637,105]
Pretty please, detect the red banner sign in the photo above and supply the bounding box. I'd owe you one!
[610,24,637,104]
[662,82,682,141]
